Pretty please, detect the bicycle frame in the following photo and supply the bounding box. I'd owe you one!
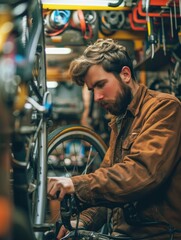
[0,0,52,239]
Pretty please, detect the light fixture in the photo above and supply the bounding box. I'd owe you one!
[42,0,126,9]
[47,81,58,88]
[45,47,72,55]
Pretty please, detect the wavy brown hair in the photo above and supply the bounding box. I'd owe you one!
[68,38,136,86]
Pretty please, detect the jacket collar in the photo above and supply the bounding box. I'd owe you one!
[127,84,147,117]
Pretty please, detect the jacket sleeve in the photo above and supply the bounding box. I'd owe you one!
[79,206,108,231]
[71,99,181,205]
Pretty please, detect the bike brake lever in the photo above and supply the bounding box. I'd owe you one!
[61,194,79,231]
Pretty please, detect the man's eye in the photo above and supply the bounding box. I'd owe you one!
[97,82,105,88]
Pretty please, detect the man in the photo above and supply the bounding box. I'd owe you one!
[48,39,181,239]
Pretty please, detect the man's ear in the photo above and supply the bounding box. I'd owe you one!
[120,66,131,84]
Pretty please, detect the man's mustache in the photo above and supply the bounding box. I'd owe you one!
[99,100,114,107]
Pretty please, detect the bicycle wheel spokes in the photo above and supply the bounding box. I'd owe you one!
[48,137,103,177]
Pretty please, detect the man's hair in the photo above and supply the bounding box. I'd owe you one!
[68,38,136,86]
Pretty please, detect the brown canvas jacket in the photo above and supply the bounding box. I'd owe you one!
[71,84,181,239]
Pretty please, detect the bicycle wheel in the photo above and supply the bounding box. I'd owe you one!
[48,125,107,177]
[47,125,107,222]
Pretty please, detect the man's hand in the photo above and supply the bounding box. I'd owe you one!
[56,224,68,240]
[47,177,75,201]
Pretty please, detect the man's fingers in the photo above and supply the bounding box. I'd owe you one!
[47,178,60,199]
[58,188,65,201]
[47,177,55,192]
[47,177,75,200]
[57,225,68,239]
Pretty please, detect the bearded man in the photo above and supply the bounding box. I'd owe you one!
[48,39,181,240]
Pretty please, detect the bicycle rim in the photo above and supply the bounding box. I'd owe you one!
[48,125,107,175]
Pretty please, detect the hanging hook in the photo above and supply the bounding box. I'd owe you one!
[108,0,124,8]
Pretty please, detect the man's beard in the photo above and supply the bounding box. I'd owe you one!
[101,81,132,116]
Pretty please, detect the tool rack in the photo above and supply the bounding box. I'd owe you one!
[43,0,181,95]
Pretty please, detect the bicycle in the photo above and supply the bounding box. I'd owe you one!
[0,1,108,239]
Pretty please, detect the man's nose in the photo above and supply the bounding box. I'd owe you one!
[94,91,104,102]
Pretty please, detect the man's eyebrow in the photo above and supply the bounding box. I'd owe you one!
[88,79,105,91]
